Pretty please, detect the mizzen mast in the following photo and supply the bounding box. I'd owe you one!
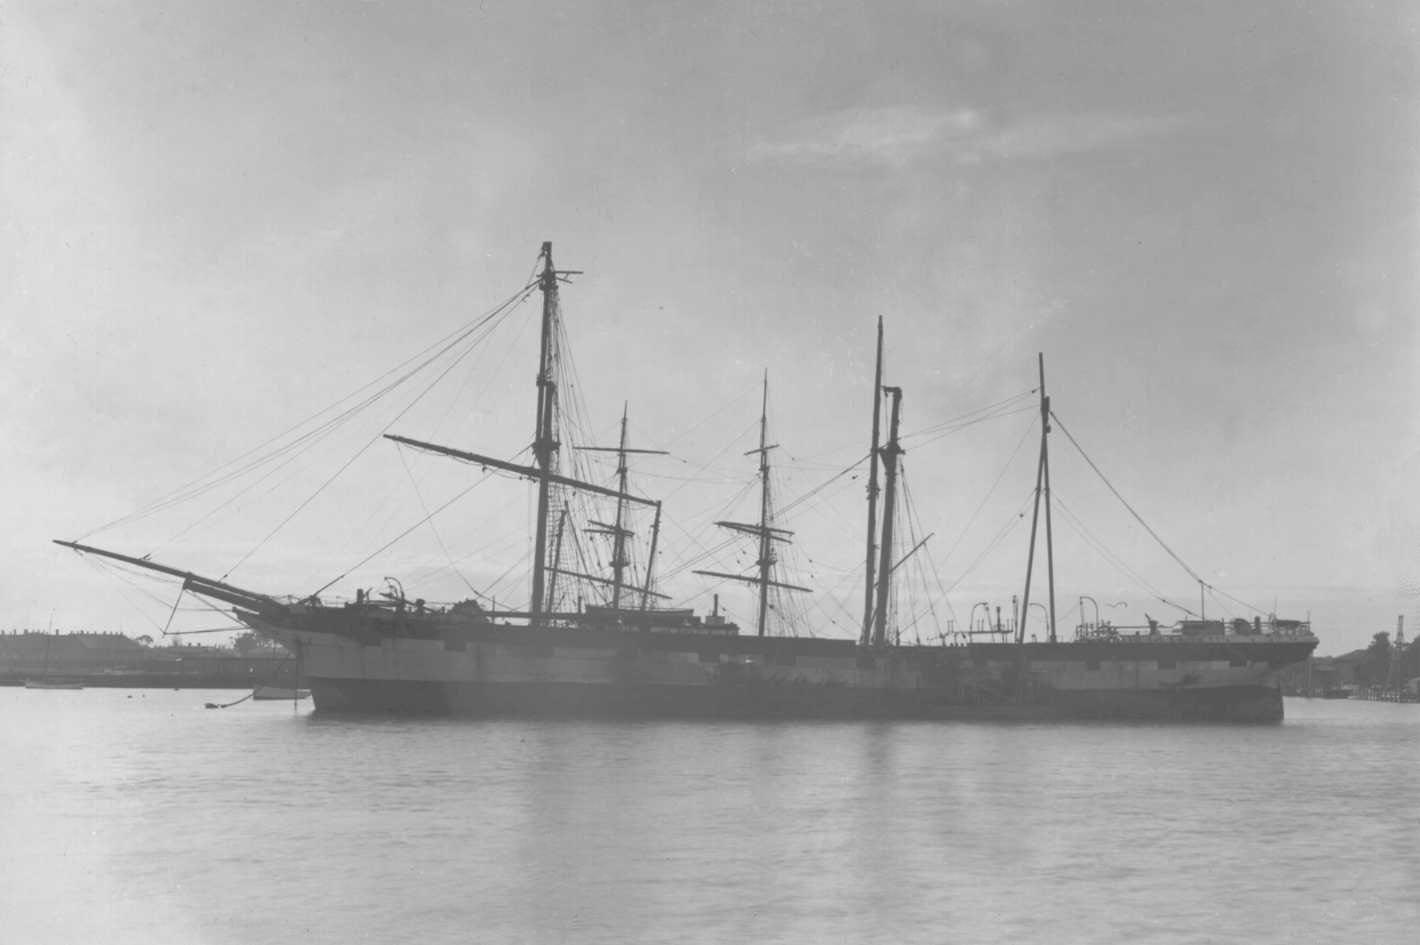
[1017,353,1058,643]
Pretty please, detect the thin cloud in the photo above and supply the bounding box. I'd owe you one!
[750,105,1189,167]
[749,105,986,167]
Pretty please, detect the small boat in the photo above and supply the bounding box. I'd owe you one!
[252,686,311,701]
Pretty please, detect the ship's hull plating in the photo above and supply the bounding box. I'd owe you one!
[304,676,1285,722]
[245,607,1314,723]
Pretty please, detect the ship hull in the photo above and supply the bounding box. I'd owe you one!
[244,606,1313,724]
[304,676,1284,722]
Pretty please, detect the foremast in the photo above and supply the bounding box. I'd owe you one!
[388,241,678,620]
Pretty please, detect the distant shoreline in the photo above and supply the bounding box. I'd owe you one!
[0,673,292,690]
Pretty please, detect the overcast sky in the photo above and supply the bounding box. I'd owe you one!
[3,1,1417,654]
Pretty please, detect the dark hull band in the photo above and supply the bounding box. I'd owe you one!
[306,677,1285,723]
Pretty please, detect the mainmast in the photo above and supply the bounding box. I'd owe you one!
[871,385,903,647]
[530,242,560,622]
[578,403,667,611]
[693,372,810,636]
[1017,354,1057,644]
[859,318,885,646]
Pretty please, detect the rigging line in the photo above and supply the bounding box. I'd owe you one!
[778,453,870,518]
[1051,492,1197,617]
[395,445,483,599]
[153,322,495,550]
[1206,587,1237,620]
[190,595,241,620]
[81,557,172,631]
[1050,491,1171,604]
[304,478,489,600]
[427,299,537,445]
[943,489,1035,594]
[673,480,759,538]
[923,542,958,626]
[667,473,759,548]
[622,469,743,484]
[900,472,945,640]
[223,297,526,579]
[82,282,538,540]
[662,534,748,583]
[902,400,1036,444]
[120,291,531,554]
[890,471,941,642]
[670,585,718,610]
[659,416,763,504]
[939,417,1037,567]
[798,560,861,627]
[655,520,741,582]
[902,388,1038,439]
[1051,409,1205,585]
[484,548,533,607]
[898,601,941,642]
[781,458,862,472]
[905,403,1039,450]
[914,567,943,642]
[1209,585,1268,615]
[896,465,958,629]
[159,586,184,638]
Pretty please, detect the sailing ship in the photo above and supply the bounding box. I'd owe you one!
[57,242,1317,721]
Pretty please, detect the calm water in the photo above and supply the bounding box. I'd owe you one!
[2,690,1416,944]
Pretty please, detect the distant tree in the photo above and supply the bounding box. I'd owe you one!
[135,634,154,647]
[1400,635,1420,680]
[233,632,260,656]
[1359,632,1392,687]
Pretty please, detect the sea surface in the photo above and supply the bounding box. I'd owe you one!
[2,690,1416,944]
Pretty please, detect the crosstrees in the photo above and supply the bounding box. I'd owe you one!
[576,403,669,610]
[693,373,810,637]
